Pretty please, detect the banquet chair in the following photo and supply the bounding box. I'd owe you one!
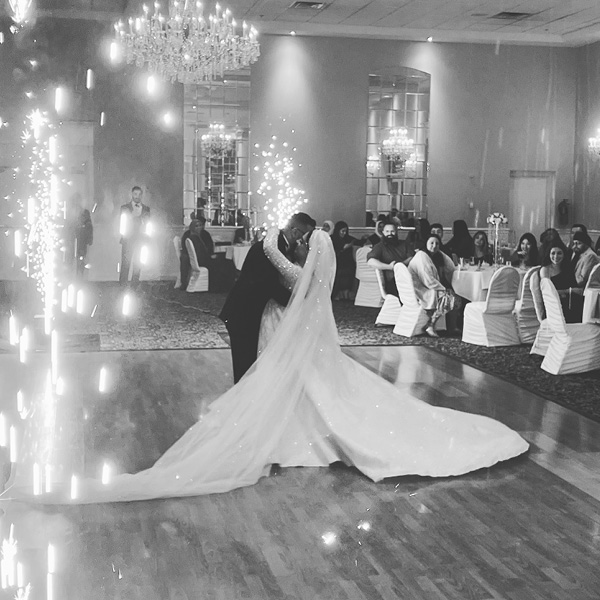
[173,235,182,289]
[582,264,600,323]
[354,246,383,308]
[185,238,209,292]
[374,268,401,325]
[540,278,600,375]
[392,263,445,337]
[529,268,553,356]
[514,266,541,344]
[462,266,521,346]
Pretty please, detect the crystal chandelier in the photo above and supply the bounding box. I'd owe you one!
[588,129,600,157]
[200,123,235,155]
[382,128,414,165]
[114,1,260,84]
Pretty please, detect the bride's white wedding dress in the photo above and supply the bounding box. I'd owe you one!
[3,230,528,503]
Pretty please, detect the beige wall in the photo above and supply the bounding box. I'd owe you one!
[250,36,578,229]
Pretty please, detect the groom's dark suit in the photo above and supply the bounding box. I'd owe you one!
[219,232,292,382]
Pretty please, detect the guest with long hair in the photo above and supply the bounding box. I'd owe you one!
[331,220,358,300]
[510,232,540,268]
[540,241,583,323]
[472,230,494,266]
[406,218,431,254]
[539,228,569,263]
[444,219,474,262]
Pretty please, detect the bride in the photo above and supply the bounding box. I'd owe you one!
[4,227,528,503]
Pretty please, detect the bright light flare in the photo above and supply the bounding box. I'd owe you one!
[100,112,106,127]
[0,414,7,447]
[357,521,371,531]
[76,289,85,314]
[161,111,174,127]
[48,135,57,164]
[86,69,95,89]
[144,221,153,236]
[70,475,78,500]
[9,314,19,345]
[14,229,22,257]
[139,245,149,265]
[122,293,133,316]
[50,331,58,383]
[54,87,66,114]
[8,0,33,24]
[109,41,121,63]
[321,531,337,546]
[47,544,56,573]
[146,75,157,95]
[119,212,128,236]
[33,463,42,495]
[98,366,108,393]
[101,463,111,485]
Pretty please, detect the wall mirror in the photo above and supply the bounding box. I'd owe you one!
[366,68,430,221]
[183,69,250,226]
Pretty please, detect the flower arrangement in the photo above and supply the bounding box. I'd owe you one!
[487,213,509,266]
[486,212,508,226]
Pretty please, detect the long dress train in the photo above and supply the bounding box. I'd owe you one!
[2,230,528,503]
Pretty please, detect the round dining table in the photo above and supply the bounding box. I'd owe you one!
[225,244,252,270]
[451,265,527,302]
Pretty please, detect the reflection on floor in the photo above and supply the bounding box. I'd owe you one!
[1,346,599,599]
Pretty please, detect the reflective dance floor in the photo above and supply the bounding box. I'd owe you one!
[0,345,599,600]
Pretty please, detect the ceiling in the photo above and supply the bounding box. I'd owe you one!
[4,0,600,46]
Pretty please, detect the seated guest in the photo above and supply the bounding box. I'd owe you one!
[540,242,583,323]
[408,234,461,337]
[540,228,568,263]
[233,214,252,244]
[365,211,376,227]
[570,223,588,268]
[510,233,540,268]
[429,222,445,249]
[444,219,474,263]
[571,232,600,287]
[406,218,431,254]
[321,220,335,236]
[366,217,386,247]
[180,218,215,290]
[367,222,410,297]
[332,220,359,300]
[471,230,494,266]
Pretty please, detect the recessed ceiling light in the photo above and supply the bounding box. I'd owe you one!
[426,36,433,42]
[290,31,296,36]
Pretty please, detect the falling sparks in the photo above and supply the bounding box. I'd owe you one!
[321,531,337,546]
[98,366,108,393]
[8,0,33,24]
[255,135,308,228]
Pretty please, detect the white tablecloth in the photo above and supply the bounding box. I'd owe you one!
[225,245,252,270]
[452,266,526,302]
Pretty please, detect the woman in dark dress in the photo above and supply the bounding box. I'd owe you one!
[331,220,358,300]
[540,242,583,323]
[444,220,474,263]
[472,230,494,266]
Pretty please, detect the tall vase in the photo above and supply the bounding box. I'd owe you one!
[494,223,501,267]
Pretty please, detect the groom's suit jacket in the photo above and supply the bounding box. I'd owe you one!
[219,231,292,338]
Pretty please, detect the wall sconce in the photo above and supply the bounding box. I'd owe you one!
[366,155,380,174]
[588,129,600,157]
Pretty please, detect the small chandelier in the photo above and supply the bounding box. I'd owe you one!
[382,128,414,165]
[114,1,260,84]
[588,129,600,157]
[201,123,235,155]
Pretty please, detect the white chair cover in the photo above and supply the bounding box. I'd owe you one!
[374,268,401,325]
[185,237,209,293]
[514,267,540,344]
[540,278,600,375]
[582,263,600,323]
[354,246,382,308]
[462,266,521,347]
[529,269,553,356]
[392,263,446,336]
[173,235,182,289]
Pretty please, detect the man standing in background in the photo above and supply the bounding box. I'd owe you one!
[119,185,150,285]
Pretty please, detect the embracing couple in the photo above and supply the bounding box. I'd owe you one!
[219,212,316,382]
[4,214,527,503]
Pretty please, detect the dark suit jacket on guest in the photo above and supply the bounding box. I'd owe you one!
[219,232,292,381]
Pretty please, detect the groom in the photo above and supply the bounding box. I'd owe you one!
[219,212,316,382]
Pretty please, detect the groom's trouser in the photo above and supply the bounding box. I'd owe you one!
[226,325,259,383]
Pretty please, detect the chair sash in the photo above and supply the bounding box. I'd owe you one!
[585,263,600,290]
[375,268,387,300]
[484,266,520,314]
[540,278,567,335]
[173,235,181,260]
[355,247,373,280]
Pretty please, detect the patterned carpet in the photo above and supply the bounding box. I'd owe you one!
[23,281,600,423]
